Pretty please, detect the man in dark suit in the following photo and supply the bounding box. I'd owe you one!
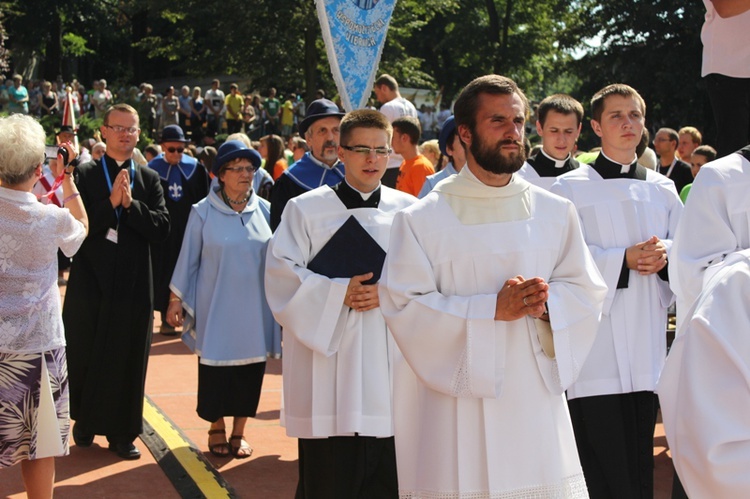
[654,127,694,193]
[63,103,170,460]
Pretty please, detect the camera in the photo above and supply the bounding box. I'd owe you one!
[57,145,69,166]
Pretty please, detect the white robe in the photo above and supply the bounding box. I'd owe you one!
[669,151,750,326]
[551,164,682,399]
[380,167,607,498]
[657,248,750,498]
[265,185,415,438]
[517,161,557,190]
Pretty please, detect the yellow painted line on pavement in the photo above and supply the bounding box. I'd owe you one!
[143,397,232,498]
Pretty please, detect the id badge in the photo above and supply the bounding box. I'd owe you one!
[106,228,118,244]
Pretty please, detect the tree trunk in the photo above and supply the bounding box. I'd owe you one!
[304,20,318,104]
[44,10,62,81]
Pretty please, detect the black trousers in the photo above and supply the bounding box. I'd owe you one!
[295,436,398,499]
[705,73,750,158]
[568,391,657,499]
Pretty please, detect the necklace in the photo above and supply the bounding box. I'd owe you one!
[221,188,251,207]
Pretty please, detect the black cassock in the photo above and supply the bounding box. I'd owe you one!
[148,156,210,315]
[63,155,170,440]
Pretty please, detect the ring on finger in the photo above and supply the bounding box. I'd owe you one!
[523,297,529,307]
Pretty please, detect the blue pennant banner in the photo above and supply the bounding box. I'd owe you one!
[316,0,398,112]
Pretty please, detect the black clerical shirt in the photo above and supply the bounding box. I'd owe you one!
[333,180,381,209]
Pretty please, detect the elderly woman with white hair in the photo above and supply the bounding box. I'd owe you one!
[0,114,88,498]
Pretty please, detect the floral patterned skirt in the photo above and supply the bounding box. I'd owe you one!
[0,347,69,467]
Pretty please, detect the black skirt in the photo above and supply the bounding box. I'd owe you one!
[197,360,266,423]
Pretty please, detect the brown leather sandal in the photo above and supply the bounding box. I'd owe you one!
[229,434,253,459]
[207,429,230,457]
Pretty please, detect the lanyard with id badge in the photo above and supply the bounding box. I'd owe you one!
[102,159,135,244]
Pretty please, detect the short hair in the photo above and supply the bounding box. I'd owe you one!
[454,74,530,132]
[230,83,238,90]
[225,132,252,148]
[590,83,646,123]
[374,74,398,92]
[392,116,421,145]
[103,103,139,126]
[99,79,107,87]
[144,144,161,157]
[679,126,702,145]
[12,74,22,83]
[340,109,393,145]
[656,127,679,144]
[420,139,440,158]
[193,86,202,95]
[92,141,107,152]
[212,79,220,85]
[0,114,46,185]
[692,145,717,162]
[537,94,584,126]
[291,136,309,152]
[637,127,650,157]
[181,85,190,93]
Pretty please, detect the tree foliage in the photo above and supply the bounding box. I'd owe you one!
[1,0,709,141]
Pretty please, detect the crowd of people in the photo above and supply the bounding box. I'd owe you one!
[2,2,750,498]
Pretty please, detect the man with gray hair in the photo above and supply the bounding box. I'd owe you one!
[269,98,345,230]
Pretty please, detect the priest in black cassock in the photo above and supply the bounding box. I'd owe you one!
[148,125,210,334]
[526,94,583,178]
[63,104,170,460]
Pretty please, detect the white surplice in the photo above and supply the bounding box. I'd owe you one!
[551,164,683,399]
[658,248,750,498]
[380,166,607,498]
[517,161,557,190]
[265,185,415,438]
[669,151,750,326]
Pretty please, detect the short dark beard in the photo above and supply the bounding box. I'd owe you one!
[470,132,526,175]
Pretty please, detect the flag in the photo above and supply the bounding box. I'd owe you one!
[316,0,397,112]
[61,88,79,151]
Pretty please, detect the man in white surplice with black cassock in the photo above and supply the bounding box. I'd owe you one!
[265,110,415,498]
[380,75,607,499]
[551,84,683,498]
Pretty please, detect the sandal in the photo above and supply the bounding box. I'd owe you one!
[229,434,253,459]
[207,429,230,457]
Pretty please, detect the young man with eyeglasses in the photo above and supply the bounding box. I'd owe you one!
[265,109,416,498]
[62,103,170,460]
[148,125,210,334]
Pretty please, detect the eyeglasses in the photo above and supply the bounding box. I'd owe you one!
[105,125,140,135]
[341,145,391,158]
[224,165,255,173]
[166,147,185,153]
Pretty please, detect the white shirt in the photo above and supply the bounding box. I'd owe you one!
[0,187,86,353]
[379,96,418,170]
[701,0,750,78]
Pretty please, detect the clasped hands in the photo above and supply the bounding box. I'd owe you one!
[495,275,549,321]
[110,168,133,209]
[625,235,667,275]
[344,272,379,312]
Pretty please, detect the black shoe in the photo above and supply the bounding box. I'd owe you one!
[72,424,94,448]
[108,442,141,460]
